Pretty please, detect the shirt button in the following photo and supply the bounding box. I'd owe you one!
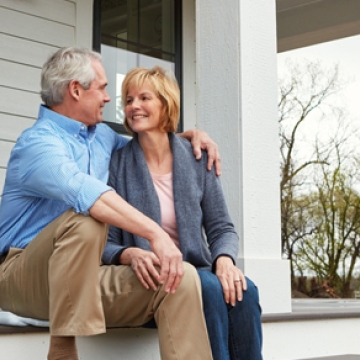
[74,134,78,138]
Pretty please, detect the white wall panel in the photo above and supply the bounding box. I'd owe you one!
[0,168,5,194]
[0,34,58,67]
[75,0,93,48]
[0,88,40,119]
[0,114,35,142]
[0,0,83,177]
[0,61,41,92]
[0,7,74,47]
[0,0,75,25]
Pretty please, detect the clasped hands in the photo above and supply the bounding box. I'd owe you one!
[119,240,184,294]
[120,246,247,305]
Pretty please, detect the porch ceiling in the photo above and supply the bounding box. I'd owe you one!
[276,0,360,52]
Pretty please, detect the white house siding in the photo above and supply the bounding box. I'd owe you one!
[0,0,93,196]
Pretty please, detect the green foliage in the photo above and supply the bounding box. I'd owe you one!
[279,60,360,298]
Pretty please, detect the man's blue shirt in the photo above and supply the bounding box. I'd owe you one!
[0,105,128,254]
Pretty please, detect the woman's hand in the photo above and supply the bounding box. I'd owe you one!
[215,256,247,306]
[178,129,222,176]
[120,248,161,291]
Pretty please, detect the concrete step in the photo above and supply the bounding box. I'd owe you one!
[298,356,360,360]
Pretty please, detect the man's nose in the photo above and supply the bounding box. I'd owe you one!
[104,90,111,103]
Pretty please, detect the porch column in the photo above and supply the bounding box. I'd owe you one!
[195,0,291,313]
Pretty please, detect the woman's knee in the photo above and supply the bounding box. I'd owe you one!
[197,271,227,316]
[240,277,262,315]
[244,277,260,302]
[197,270,223,299]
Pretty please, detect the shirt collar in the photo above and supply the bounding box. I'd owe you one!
[37,104,96,140]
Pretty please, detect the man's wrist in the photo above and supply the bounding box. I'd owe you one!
[146,225,167,244]
[177,129,194,140]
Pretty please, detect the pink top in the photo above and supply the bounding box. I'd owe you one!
[150,172,180,248]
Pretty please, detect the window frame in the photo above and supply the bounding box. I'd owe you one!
[92,0,183,133]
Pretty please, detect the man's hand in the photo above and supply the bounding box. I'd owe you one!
[215,256,247,306]
[120,248,161,291]
[90,191,184,293]
[150,232,184,294]
[179,129,222,176]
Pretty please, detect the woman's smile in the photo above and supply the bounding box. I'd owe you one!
[125,82,163,134]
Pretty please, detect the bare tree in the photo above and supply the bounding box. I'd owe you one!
[278,59,357,290]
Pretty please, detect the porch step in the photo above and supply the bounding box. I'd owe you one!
[298,356,360,360]
[1,300,360,360]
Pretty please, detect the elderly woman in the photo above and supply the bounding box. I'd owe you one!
[102,66,262,360]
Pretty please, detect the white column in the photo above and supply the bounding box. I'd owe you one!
[195,0,291,313]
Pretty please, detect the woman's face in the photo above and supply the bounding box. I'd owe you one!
[125,81,164,135]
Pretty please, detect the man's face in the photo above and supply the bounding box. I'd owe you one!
[78,60,110,127]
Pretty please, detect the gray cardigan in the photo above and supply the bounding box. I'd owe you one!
[102,133,239,270]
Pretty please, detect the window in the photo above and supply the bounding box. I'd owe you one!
[93,0,182,133]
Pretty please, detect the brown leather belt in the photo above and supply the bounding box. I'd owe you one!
[0,253,8,265]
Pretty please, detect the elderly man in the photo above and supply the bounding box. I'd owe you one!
[0,47,219,360]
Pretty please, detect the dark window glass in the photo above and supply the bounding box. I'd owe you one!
[94,0,180,131]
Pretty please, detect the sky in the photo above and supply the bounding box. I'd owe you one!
[277,34,360,160]
[278,34,360,117]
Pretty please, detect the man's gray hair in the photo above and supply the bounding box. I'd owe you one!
[40,47,102,107]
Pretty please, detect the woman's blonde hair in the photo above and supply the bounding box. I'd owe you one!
[121,66,180,134]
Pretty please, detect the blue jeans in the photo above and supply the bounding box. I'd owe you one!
[197,270,263,360]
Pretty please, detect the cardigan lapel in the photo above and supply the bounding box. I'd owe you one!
[122,134,205,264]
[122,137,162,248]
[128,136,161,223]
[170,134,204,260]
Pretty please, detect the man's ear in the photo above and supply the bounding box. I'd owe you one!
[68,80,81,101]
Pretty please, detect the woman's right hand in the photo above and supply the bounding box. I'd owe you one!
[120,248,161,290]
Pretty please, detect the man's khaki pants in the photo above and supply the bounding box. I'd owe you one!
[0,210,213,360]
